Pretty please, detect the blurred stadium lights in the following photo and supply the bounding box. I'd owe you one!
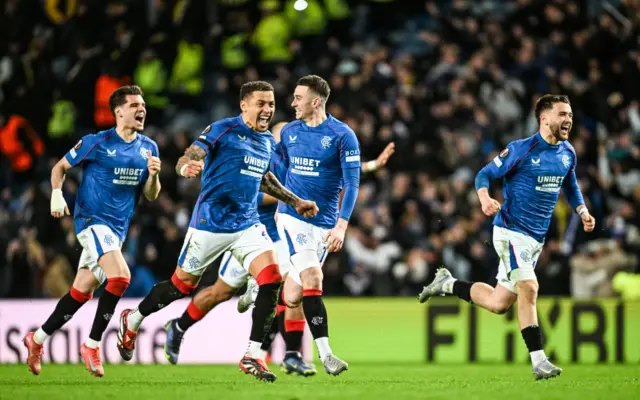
[293,0,308,11]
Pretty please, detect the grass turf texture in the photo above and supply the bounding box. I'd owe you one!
[1,364,639,400]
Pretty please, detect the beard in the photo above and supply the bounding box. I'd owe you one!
[550,122,569,141]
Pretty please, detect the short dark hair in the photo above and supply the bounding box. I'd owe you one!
[296,75,330,102]
[109,85,144,117]
[534,94,570,123]
[240,81,274,102]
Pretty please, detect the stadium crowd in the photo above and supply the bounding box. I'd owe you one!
[1,0,639,299]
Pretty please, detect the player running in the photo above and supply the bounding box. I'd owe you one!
[23,86,161,378]
[162,123,394,376]
[418,94,596,380]
[117,81,318,382]
[271,75,361,376]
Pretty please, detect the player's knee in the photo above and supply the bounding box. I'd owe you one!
[490,302,512,315]
[284,286,303,307]
[256,264,282,286]
[300,268,323,290]
[516,280,539,303]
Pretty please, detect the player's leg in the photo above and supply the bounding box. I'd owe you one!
[119,228,222,359]
[24,266,99,375]
[494,227,561,379]
[419,266,517,314]
[516,277,561,379]
[280,302,317,376]
[231,224,282,381]
[71,225,128,377]
[238,249,282,381]
[280,215,347,375]
[164,252,243,364]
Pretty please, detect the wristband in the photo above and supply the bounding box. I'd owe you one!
[579,207,589,216]
[365,160,377,172]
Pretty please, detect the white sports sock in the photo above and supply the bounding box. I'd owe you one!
[442,278,457,294]
[530,350,546,366]
[127,308,144,331]
[315,337,333,361]
[33,328,49,345]
[246,341,267,360]
[85,338,100,349]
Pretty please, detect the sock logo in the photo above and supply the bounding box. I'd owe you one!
[64,314,72,321]
[157,303,165,309]
[103,313,113,320]
[311,316,324,325]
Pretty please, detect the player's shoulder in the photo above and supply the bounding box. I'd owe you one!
[206,116,243,136]
[504,134,540,155]
[81,128,115,147]
[137,133,159,152]
[280,120,303,137]
[560,140,576,154]
[326,115,356,138]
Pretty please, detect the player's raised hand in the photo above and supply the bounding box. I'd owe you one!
[50,188,69,218]
[147,150,162,177]
[295,199,319,218]
[581,210,596,232]
[480,197,501,217]
[375,142,395,169]
[324,225,346,253]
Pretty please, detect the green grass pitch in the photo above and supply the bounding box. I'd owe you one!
[1,363,639,400]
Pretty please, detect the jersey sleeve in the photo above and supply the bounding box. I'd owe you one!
[193,123,223,154]
[561,151,585,211]
[474,142,523,191]
[65,135,101,167]
[340,129,361,170]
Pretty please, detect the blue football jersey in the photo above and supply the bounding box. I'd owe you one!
[258,145,287,241]
[477,132,585,242]
[190,115,275,233]
[278,114,361,229]
[65,128,159,241]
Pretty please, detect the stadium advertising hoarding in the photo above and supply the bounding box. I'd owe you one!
[426,298,640,364]
[0,299,312,364]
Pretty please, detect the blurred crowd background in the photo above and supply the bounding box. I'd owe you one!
[1,0,639,300]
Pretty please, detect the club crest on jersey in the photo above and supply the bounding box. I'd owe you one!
[139,148,148,160]
[562,155,571,169]
[499,148,509,158]
[321,136,332,149]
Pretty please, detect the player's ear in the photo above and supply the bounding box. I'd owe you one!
[240,100,247,113]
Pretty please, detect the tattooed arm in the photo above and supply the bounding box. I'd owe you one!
[260,171,300,206]
[176,144,206,178]
[260,171,319,218]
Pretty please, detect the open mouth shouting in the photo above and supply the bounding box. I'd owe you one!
[560,123,571,136]
[256,113,272,131]
[134,112,145,129]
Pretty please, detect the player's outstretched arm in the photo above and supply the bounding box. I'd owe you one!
[50,157,72,218]
[144,150,162,201]
[562,162,595,232]
[176,144,205,178]
[260,171,318,218]
[361,142,395,173]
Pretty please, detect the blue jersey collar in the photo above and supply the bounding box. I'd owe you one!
[536,131,560,149]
